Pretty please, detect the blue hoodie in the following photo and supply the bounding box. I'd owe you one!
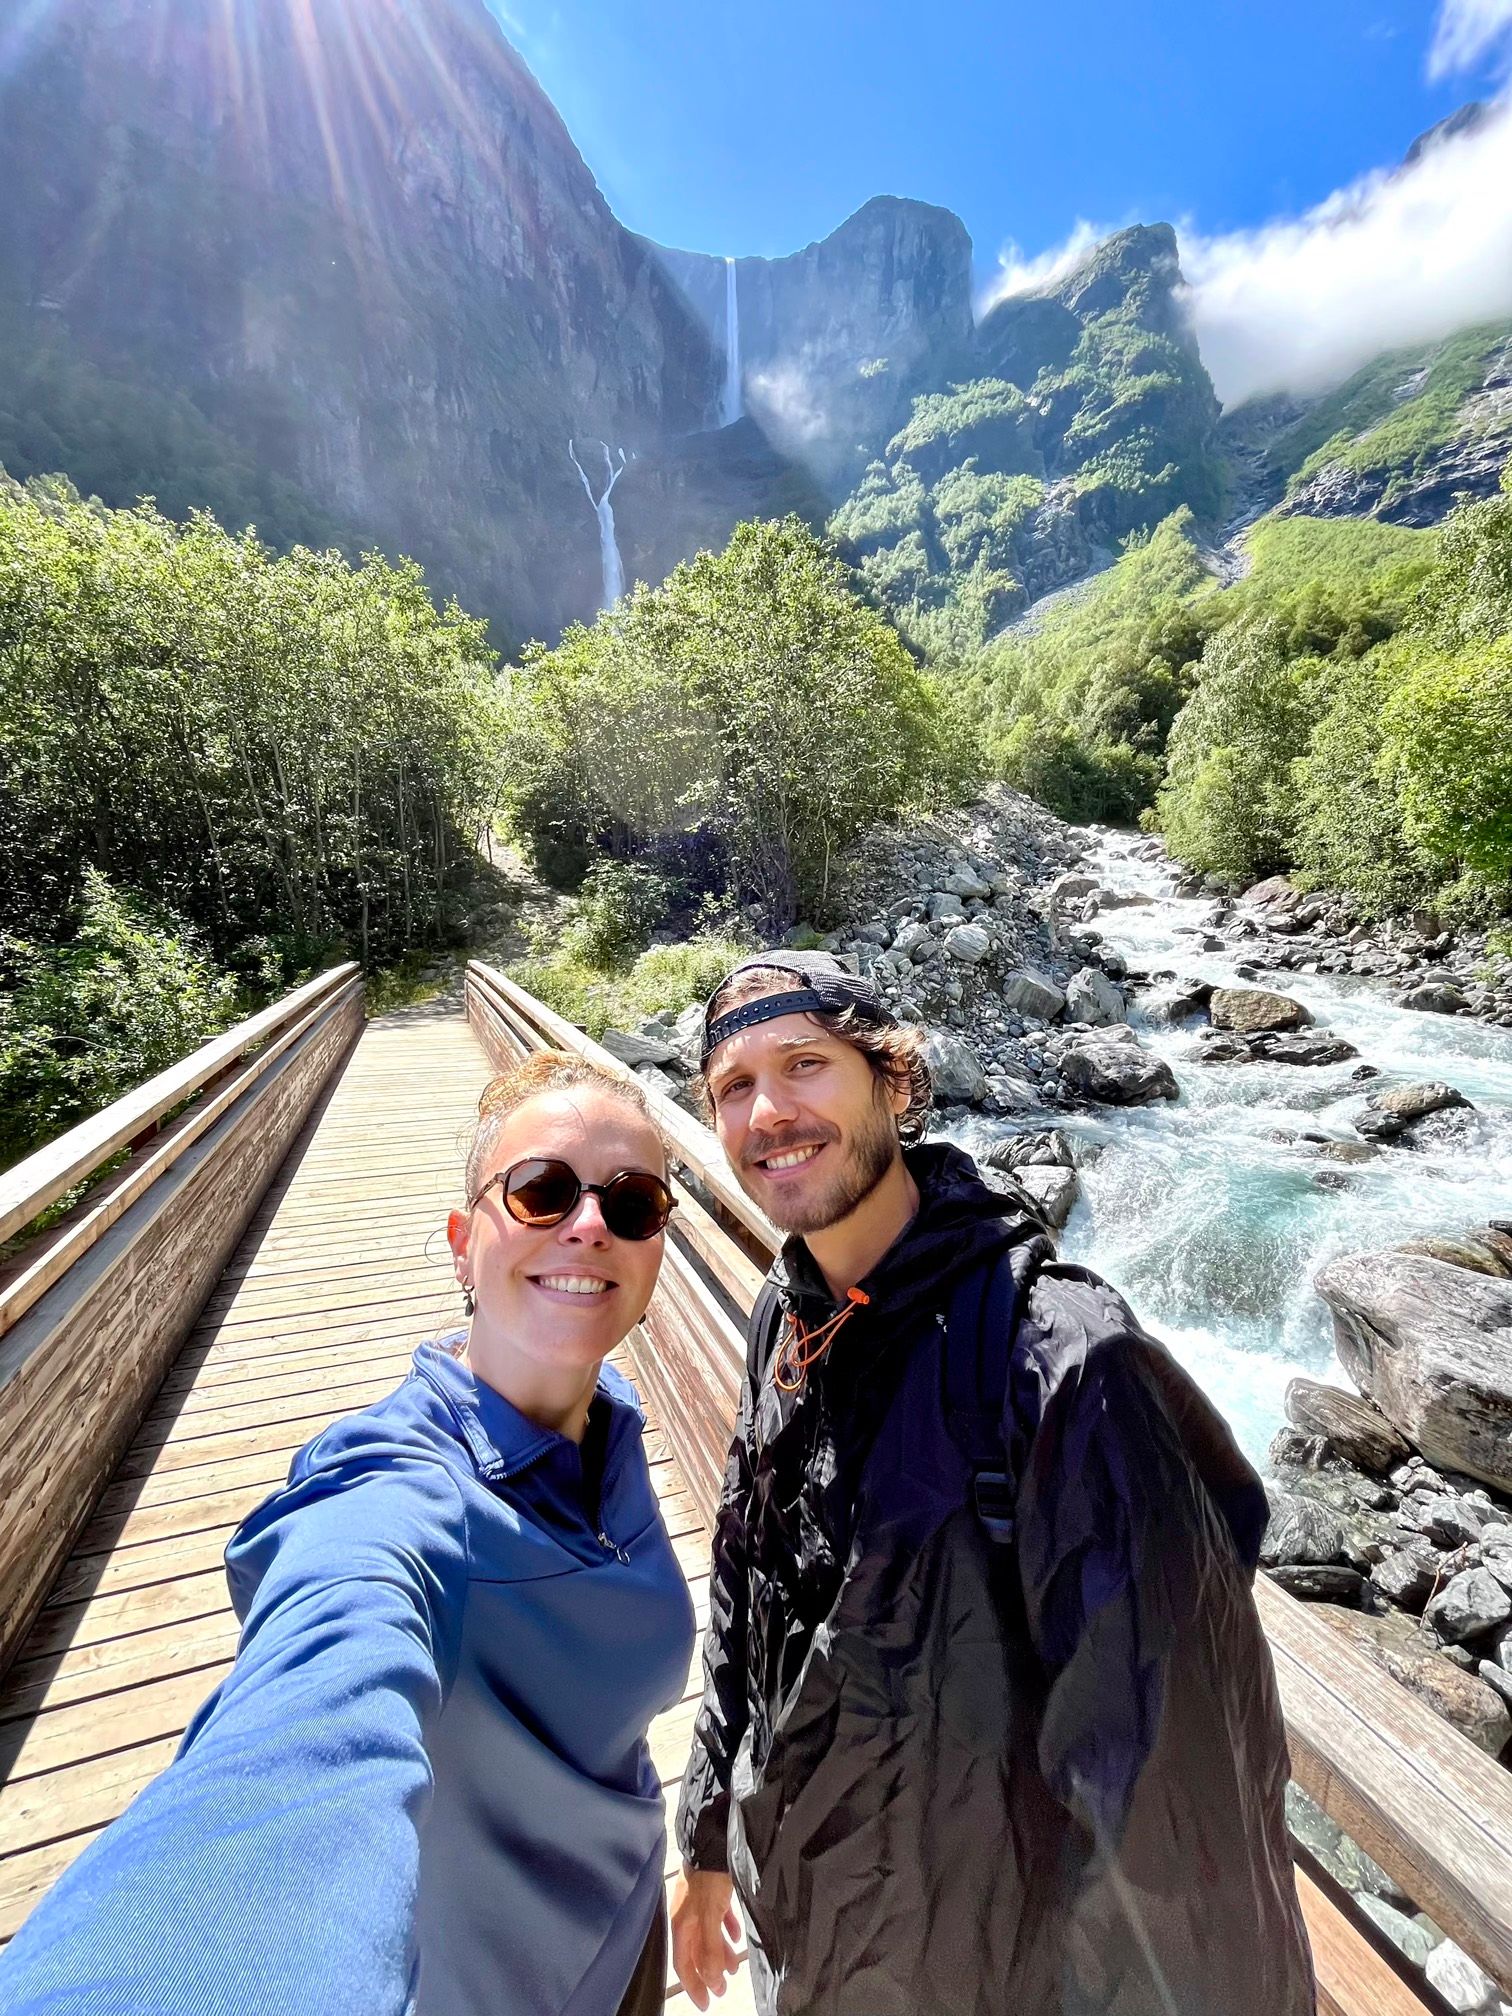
[0,1342,697,2016]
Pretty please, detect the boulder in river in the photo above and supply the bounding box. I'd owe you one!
[983,1128,1075,1172]
[1260,1487,1347,1566]
[1047,871,1099,905]
[1314,1248,1512,1494]
[1394,1227,1512,1278]
[1399,980,1470,1015]
[1370,1543,1441,1613]
[1355,1080,1472,1142]
[1055,1027,1179,1105]
[1425,1567,1512,1645]
[923,1029,988,1106]
[1011,1163,1081,1229]
[1000,969,1066,1020]
[1199,1028,1358,1067]
[1284,1376,1408,1475]
[1063,965,1125,1027]
[1267,1564,1365,1604]
[1209,985,1315,1034]
[1154,978,1213,1023]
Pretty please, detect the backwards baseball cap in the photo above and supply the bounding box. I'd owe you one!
[700,951,897,1070]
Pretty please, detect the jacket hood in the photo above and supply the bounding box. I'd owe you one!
[773,1140,1045,1330]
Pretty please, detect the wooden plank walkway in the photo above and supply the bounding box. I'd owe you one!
[0,1001,754,2011]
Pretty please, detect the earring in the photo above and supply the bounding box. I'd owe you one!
[462,1284,475,1317]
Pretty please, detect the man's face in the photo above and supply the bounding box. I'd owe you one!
[705,1006,907,1234]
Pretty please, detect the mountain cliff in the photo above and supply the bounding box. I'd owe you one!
[0,0,718,644]
[650,197,974,492]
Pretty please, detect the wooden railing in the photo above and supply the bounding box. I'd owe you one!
[0,965,364,1679]
[465,957,1512,2016]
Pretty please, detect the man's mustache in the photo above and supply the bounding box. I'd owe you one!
[740,1124,840,1171]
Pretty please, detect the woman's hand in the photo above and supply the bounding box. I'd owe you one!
[669,1865,742,2008]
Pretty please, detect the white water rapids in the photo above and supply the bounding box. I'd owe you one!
[959,832,1512,1466]
[722,256,742,425]
[568,438,627,608]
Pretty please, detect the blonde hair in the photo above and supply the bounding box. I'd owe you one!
[465,1050,663,1204]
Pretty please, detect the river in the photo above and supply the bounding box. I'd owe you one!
[964,831,1512,1467]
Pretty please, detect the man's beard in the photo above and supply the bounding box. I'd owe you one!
[745,1096,901,1236]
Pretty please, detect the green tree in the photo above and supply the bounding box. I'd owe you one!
[0,871,238,1164]
[504,517,969,923]
[1157,618,1324,881]
[0,473,506,971]
[1384,635,1512,885]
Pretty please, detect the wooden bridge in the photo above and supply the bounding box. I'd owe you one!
[2,963,1510,2016]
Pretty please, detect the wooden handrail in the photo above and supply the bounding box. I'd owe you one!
[0,976,364,1338]
[462,960,1512,1999]
[1257,1574,1512,1990]
[0,964,361,1247]
[0,969,365,1679]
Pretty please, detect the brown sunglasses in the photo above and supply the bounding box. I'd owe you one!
[472,1156,675,1241]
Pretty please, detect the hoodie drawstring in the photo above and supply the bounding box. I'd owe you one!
[774,1287,871,1393]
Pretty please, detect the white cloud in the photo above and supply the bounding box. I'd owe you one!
[976,219,1114,317]
[1428,0,1512,78]
[1178,95,1512,407]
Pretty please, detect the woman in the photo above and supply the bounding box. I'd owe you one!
[0,1051,696,2016]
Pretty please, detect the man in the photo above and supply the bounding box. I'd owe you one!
[670,952,1314,2016]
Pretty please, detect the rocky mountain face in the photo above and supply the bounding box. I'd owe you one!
[651,198,974,493]
[0,0,719,644]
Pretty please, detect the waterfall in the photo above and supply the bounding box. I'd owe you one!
[722,256,741,425]
[568,438,627,608]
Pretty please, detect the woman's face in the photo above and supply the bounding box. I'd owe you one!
[448,1087,668,1397]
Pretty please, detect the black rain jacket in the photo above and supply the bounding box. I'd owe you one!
[676,1143,1314,2016]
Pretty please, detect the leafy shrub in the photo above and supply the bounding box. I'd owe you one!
[997,715,1160,825]
[0,472,506,971]
[1289,649,1437,916]
[1157,619,1324,882]
[0,870,238,1167]
[509,934,750,1043]
[564,861,679,967]
[1385,635,1512,884]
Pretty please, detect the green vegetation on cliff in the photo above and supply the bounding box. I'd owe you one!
[830,227,1225,658]
[983,466,1511,921]
[1264,321,1512,506]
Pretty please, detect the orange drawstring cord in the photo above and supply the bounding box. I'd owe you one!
[773,1287,871,1393]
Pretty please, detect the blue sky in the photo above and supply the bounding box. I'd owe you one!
[491,0,1506,275]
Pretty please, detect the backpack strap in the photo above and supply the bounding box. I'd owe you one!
[942,1241,1023,1546]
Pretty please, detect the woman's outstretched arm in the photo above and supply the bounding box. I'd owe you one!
[0,1427,469,2016]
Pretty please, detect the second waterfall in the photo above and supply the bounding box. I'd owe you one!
[568,438,627,609]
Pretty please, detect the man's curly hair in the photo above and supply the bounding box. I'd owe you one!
[698,967,933,1146]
